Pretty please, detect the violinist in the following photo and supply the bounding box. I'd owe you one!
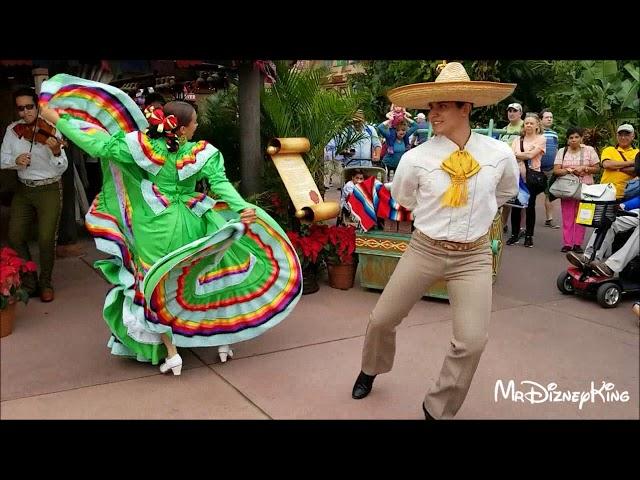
[1,87,68,302]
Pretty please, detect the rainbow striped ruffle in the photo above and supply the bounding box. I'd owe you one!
[40,74,148,135]
[86,196,302,356]
[142,216,302,347]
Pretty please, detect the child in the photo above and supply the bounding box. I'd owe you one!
[383,105,414,156]
[377,118,419,178]
[385,104,412,125]
[341,169,365,213]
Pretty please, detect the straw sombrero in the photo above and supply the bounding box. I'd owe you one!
[387,62,516,109]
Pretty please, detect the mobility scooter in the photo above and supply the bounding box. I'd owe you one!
[556,193,639,308]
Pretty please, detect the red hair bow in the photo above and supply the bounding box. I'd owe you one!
[144,106,177,133]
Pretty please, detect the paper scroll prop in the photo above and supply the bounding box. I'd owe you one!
[266,138,340,223]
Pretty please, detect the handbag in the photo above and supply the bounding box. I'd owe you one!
[549,173,581,199]
[549,147,584,199]
[506,177,530,209]
[522,138,546,193]
[580,183,617,202]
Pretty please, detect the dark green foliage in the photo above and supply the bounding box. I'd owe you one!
[195,85,241,182]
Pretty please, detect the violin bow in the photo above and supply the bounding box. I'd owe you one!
[27,93,42,156]
[28,93,62,158]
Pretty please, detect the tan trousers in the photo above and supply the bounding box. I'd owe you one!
[361,229,493,419]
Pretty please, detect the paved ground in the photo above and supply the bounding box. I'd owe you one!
[1,195,638,420]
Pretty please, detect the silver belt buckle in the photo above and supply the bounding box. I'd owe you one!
[20,176,60,187]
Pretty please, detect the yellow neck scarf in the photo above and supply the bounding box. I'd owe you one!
[440,149,481,207]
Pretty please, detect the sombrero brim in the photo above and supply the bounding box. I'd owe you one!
[387,81,516,108]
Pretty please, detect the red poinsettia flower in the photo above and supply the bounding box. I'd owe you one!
[324,225,356,264]
[0,246,37,309]
[286,224,330,268]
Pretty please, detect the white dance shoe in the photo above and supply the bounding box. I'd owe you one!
[159,353,183,375]
[218,345,234,363]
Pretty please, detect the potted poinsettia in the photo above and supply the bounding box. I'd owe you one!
[1,246,37,337]
[286,224,329,294]
[323,224,357,290]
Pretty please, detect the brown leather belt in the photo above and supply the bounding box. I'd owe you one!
[416,230,489,251]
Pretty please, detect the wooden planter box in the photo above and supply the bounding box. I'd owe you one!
[355,230,448,299]
[355,213,504,299]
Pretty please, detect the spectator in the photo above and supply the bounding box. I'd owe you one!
[340,168,365,213]
[506,113,546,248]
[329,110,382,168]
[500,102,525,231]
[377,117,419,180]
[568,152,639,268]
[552,127,600,252]
[499,102,524,144]
[411,112,430,147]
[600,124,638,199]
[540,109,560,228]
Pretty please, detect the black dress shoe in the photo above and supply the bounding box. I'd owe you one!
[351,371,376,399]
[422,402,436,420]
[506,235,519,246]
[524,235,534,248]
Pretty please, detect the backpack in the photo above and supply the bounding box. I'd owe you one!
[623,178,640,200]
[615,149,639,200]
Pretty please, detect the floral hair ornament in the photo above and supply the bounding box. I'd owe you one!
[144,105,178,134]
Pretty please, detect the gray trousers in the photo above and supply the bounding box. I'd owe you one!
[361,229,493,419]
[585,209,639,261]
[605,224,639,273]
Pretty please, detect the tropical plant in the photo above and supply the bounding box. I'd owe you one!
[261,61,368,189]
[540,60,639,149]
[348,59,556,130]
[349,60,441,121]
[196,85,241,182]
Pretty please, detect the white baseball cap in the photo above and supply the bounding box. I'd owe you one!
[507,103,522,112]
[416,113,426,120]
[617,124,634,134]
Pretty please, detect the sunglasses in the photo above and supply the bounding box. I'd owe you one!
[507,108,520,113]
[17,104,36,112]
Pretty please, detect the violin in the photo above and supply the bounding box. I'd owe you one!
[13,118,65,151]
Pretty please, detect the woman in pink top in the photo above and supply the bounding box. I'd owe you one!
[506,113,546,248]
[553,126,600,252]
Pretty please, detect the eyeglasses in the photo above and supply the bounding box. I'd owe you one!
[17,104,36,112]
[617,131,632,135]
